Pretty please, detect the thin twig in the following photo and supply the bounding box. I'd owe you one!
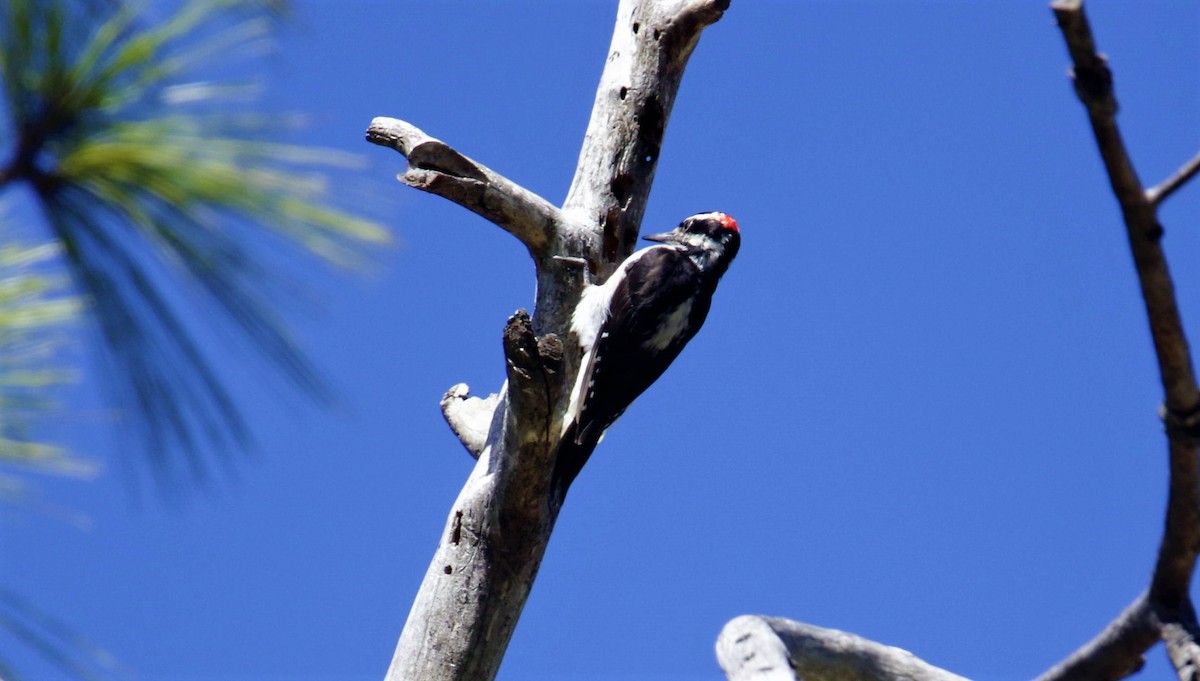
[1148,150,1200,208]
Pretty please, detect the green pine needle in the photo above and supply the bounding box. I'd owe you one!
[0,0,392,485]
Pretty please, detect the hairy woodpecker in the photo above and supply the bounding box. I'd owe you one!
[555,211,740,483]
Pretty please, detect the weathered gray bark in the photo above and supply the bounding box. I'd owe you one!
[366,1,729,679]
[717,3,1200,681]
[716,616,968,681]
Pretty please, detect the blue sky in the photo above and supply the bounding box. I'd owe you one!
[4,1,1200,679]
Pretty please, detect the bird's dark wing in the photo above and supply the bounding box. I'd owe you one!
[572,247,707,444]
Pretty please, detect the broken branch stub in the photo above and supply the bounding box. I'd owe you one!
[440,384,499,459]
[501,310,556,453]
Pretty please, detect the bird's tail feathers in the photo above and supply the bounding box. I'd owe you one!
[552,420,603,499]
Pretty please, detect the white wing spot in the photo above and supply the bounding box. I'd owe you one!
[645,300,693,351]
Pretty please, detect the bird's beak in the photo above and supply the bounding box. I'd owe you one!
[642,231,676,243]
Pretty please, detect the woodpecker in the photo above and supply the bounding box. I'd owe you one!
[555,212,740,484]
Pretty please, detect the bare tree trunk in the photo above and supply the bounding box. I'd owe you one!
[366,2,729,679]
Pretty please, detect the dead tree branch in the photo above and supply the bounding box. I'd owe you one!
[715,616,968,681]
[1038,1,1200,679]
[718,3,1200,681]
[563,0,731,277]
[368,1,729,679]
[365,118,563,258]
[1032,593,1157,681]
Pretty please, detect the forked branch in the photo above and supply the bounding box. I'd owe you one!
[369,2,730,680]
[717,3,1200,681]
[1039,1,1200,679]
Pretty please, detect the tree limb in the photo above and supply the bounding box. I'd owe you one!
[717,5,1200,681]
[715,616,968,681]
[385,312,560,681]
[365,117,563,259]
[371,2,729,679]
[1052,0,1200,598]
[563,0,730,277]
[1051,0,1199,415]
[1037,1,1200,679]
[1033,593,1156,681]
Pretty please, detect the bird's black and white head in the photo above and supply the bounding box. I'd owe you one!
[643,211,740,276]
